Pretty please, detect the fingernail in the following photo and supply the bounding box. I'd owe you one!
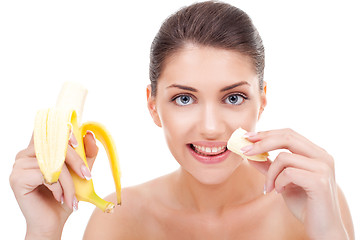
[73,196,78,212]
[240,144,253,154]
[69,131,78,148]
[81,164,92,180]
[244,132,257,138]
[60,195,64,205]
[86,130,95,141]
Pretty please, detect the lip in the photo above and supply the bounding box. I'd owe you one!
[187,141,231,164]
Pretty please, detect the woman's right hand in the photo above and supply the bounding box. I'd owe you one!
[9,132,98,240]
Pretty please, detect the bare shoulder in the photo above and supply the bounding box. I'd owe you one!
[82,187,144,239]
[83,173,173,240]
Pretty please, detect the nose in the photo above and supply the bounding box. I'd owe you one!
[198,103,226,140]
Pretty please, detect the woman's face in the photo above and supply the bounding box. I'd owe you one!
[147,45,267,185]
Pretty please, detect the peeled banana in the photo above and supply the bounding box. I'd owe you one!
[227,127,268,162]
[33,82,121,213]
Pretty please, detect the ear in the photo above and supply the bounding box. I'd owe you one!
[146,85,162,127]
[258,81,267,120]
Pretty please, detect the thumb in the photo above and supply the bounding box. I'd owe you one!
[248,158,271,175]
[28,132,34,146]
[83,131,99,170]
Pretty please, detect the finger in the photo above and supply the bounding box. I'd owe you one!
[24,133,36,157]
[44,181,63,203]
[248,158,272,175]
[28,132,34,146]
[243,128,325,159]
[16,133,36,160]
[13,157,40,170]
[11,153,63,203]
[65,145,92,180]
[16,145,36,159]
[83,131,98,170]
[274,167,316,194]
[58,164,77,210]
[266,152,318,193]
[10,168,44,196]
[12,162,62,204]
[68,130,78,148]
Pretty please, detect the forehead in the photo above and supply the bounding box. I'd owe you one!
[158,45,258,88]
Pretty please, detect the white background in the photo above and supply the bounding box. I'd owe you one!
[1,0,359,239]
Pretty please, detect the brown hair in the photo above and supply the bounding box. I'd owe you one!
[149,0,265,96]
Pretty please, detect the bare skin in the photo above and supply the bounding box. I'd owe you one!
[84,169,308,239]
[84,46,354,239]
[10,45,354,239]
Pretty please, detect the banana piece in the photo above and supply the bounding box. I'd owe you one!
[55,81,87,123]
[33,82,121,213]
[227,127,268,162]
[34,108,73,184]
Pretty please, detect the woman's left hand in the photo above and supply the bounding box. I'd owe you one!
[242,128,351,239]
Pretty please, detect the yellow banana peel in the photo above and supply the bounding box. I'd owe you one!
[33,82,121,213]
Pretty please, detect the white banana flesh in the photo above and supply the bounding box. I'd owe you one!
[227,127,269,162]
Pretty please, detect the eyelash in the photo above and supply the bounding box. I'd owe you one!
[171,92,248,106]
[222,92,248,105]
[171,93,197,106]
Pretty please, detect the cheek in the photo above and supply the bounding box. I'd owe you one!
[224,109,261,135]
[158,104,196,146]
[158,106,199,168]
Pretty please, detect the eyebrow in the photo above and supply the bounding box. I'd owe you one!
[166,81,250,92]
[220,81,250,92]
[166,84,198,92]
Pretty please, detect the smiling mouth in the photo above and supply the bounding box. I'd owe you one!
[189,144,228,156]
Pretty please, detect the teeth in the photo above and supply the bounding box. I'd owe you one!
[192,144,226,155]
[215,147,222,153]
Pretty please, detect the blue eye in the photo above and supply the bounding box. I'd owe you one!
[174,94,194,106]
[225,94,246,105]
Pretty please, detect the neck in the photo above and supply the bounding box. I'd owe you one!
[173,161,265,216]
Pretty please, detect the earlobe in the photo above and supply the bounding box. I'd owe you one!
[258,107,265,120]
[146,85,162,127]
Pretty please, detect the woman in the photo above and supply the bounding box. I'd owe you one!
[10,1,354,239]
